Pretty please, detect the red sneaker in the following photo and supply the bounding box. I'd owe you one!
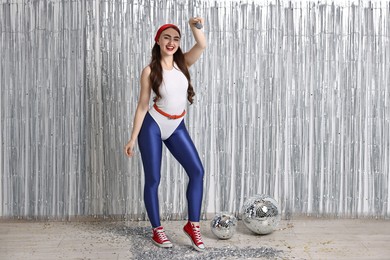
[183,221,205,251]
[152,226,173,248]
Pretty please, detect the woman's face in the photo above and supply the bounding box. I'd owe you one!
[157,28,181,56]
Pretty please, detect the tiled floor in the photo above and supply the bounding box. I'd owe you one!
[0,217,389,259]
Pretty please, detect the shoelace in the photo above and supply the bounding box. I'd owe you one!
[191,226,203,244]
[155,229,169,242]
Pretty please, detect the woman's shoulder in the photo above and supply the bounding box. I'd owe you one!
[142,65,151,73]
[141,65,152,77]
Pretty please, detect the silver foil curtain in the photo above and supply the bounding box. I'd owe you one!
[1,0,390,219]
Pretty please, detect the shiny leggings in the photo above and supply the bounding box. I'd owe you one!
[138,112,204,228]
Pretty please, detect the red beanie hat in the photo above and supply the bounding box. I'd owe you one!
[154,24,181,42]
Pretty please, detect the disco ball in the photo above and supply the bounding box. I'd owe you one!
[210,212,238,239]
[241,194,281,235]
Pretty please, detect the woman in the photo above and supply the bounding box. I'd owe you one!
[124,17,207,251]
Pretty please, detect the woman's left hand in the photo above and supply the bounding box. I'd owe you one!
[189,17,204,28]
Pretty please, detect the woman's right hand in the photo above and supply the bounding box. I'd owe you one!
[124,139,136,157]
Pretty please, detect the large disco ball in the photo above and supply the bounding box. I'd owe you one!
[241,194,281,235]
[210,212,238,239]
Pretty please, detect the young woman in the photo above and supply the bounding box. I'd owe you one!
[124,17,207,251]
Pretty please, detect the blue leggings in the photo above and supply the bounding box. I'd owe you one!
[138,112,204,228]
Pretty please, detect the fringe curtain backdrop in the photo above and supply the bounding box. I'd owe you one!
[0,0,389,219]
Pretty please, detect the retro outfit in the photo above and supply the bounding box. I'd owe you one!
[137,23,205,251]
[138,64,204,228]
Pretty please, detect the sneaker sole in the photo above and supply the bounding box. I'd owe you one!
[152,238,173,248]
[183,228,205,252]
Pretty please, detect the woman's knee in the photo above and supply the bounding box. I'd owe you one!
[144,175,161,189]
[189,164,204,181]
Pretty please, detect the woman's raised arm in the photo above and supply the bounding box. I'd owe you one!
[184,17,207,67]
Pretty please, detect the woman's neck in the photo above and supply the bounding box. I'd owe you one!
[160,56,174,70]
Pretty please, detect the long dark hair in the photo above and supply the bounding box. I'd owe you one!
[149,44,195,104]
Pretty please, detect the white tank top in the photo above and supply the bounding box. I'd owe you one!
[149,64,188,140]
